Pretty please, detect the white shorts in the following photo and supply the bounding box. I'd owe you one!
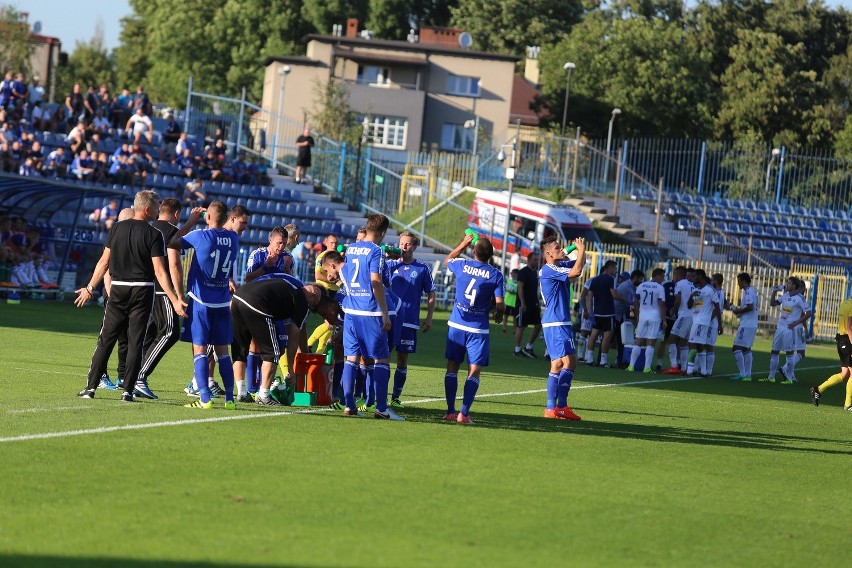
[794,325,806,352]
[689,322,711,345]
[771,326,795,352]
[733,326,757,349]
[707,321,719,347]
[637,318,662,341]
[580,318,592,333]
[671,315,693,339]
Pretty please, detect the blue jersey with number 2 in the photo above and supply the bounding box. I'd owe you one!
[182,228,239,306]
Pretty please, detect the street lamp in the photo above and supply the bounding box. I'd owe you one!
[272,65,291,165]
[464,117,479,186]
[497,139,518,271]
[603,107,621,183]
[560,62,576,137]
[764,147,781,196]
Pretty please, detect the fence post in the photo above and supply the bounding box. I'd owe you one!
[420,168,429,244]
[612,148,623,215]
[774,146,787,204]
[572,126,580,194]
[697,141,706,195]
[654,177,663,245]
[337,142,347,200]
[236,86,246,153]
[698,203,708,265]
[363,146,372,205]
[809,272,818,341]
[184,76,193,135]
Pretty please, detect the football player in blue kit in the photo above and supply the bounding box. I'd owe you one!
[169,201,240,409]
[339,214,403,420]
[443,232,505,425]
[385,230,436,408]
[539,236,586,420]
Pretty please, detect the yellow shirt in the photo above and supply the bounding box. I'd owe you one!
[838,298,852,335]
[314,250,340,292]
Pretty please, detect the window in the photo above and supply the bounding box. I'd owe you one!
[440,123,474,152]
[360,115,407,149]
[357,65,390,86]
[446,74,480,97]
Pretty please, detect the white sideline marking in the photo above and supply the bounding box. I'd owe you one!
[0,364,836,444]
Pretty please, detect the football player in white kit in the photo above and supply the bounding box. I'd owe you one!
[686,269,720,377]
[785,278,809,382]
[663,266,693,375]
[704,273,726,376]
[627,268,666,373]
[764,277,812,384]
[730,272,759,382]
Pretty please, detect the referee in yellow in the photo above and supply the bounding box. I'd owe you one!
[811,297,852,410]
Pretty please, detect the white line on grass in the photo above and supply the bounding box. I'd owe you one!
[0,364,836,444]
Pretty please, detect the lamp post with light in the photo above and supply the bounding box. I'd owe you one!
[497,139,518,271]
[272,65,290,165]
[602,107,621,184]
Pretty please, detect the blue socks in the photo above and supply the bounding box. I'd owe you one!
[391,367,407,400]
[460,376,479,417]
[246,351,261,393]
[355,364,367,399]
[373,363,391,413]
[364,364,376,407]
[557,368,574,408]
[546,372,559,410]
[444,372,458,414]
[341,360,359,411]
[194,354,211,403]
[218,355,235,401]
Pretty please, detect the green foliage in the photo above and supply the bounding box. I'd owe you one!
[367,0,415,40]
[310,78,363,146]
[113,15,149,91]
[302,0,370,35]
[450,0,582,54]
[55,31,116,101]
[833,115,852,160]
[717,129,767,201]
[540,10,713,138]
[0,6,34,75]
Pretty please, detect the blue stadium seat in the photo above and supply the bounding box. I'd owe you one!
[757,201,771,213]
[812,244,826,256]
[764,225,777,238]
[825,245,839,258]
[743,199,757,211]
[789,228,802,240]
[802,229,815,241]
[840,234,851,246]
[835,209,848,220]
[260,214,272,228]
[800,242,813,254]
[280,189,292,201]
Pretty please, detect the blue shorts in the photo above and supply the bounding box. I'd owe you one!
[543,324,576,359]
[445,326,490,366]
[344,315,390,360]
[274,319,290,346]
[395,322,418,353]
[181,300,232,346]
[386,312,402,354]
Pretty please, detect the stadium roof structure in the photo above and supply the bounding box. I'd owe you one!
[0,173,130,285]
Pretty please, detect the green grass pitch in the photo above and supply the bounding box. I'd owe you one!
[1,300,850,567]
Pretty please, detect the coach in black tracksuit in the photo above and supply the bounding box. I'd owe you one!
[136,197,184,388]
[76,190,187,401]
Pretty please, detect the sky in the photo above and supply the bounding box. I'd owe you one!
[16,0,852,54]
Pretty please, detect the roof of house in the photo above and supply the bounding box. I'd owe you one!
[510,75,548,127]
[264,55,328,68]
[303,34,521,63]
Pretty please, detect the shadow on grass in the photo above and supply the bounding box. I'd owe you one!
[0,556,289,568]
[374,406,852,456]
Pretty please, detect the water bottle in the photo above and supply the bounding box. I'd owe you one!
[564,243,578,255]
[336,244,347,253]
[382,244,402,256]
[325,345,334,365]
[464,228,480,245]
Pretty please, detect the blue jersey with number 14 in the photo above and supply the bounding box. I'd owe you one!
[182,227,239,306]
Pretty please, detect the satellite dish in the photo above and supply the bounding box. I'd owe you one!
[33,21,42,34]
[458,32,473,49]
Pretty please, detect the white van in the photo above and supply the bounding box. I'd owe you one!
[468,189,599,259]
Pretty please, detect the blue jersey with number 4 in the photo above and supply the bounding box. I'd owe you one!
[340,242,385,316]
[181,228,239,306]
[447,258,503,333]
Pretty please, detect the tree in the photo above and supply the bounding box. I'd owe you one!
[450,0,582,54]
[367,0,415,40]
[716,29,817,145]
[539,10,713,138]
[302,0,369,36]
[0,5,34,75]
[113,15,149,91]
[55,24,115,102]
[310,78,362,146]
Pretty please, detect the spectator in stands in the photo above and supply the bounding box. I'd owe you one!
[126,107,154,145]
[0,72,14,110]
[48,105,66,133]
[65,83,85,127]
[160,113,181,159]
[206,150,224,181]
[70,150,96,181]
[127,156,149,186]
[108,153,132,185]
[133,84,151,116]
[131,142,154,170]
[27,75,44,118]
[92,109,111,135]
[294,127,314,184]
[1,140,23,172]
[283,223,301,251]
[66,121,87,154]
[183,178,206,207]
[176,147,196,178]
[83,85,99,125]
[205,128,224,151]
[93,151,110,183]
[175,132,190,156]
[292,239,314,283]
[42,146,66,177]
[18,156,36,176]
[86,132,103,155]
[9,73,27,120]
[30,100,48,131]
[26,140,43,171]
[212,138,227,159]
[90,198,121,229]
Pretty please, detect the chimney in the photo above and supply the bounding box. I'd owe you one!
[524,46,541,87]
[346,18,359,38]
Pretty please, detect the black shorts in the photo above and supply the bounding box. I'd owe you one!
[837,334,852,368]
[504,305,519,317]
[593,315,615,332]
[516,305,542,328]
